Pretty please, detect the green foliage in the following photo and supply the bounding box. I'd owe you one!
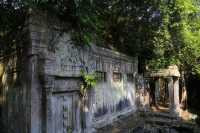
[0,0,25,55]
[1,0,200,76]
[146,0,200,76]
[67,127,73,133]
[80,69,97,96]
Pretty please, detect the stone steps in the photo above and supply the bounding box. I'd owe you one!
[145,113,179,127]
[140,111,199,133]
[142,111,178,120]
[95,111,199,133]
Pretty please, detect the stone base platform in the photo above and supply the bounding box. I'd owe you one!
[95,111,200,133]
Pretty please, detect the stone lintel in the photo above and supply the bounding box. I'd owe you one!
[145,65,180,78]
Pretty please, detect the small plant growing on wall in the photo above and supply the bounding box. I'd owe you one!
[80,69,97,97]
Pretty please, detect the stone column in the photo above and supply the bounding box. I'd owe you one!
[44,76,54,133]
[155,78,160,106]
[167,77,174,112]
[173,77,180,114]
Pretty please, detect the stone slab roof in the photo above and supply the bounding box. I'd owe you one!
[145,65,180,77]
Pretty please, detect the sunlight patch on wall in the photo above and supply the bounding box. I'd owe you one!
[0,63,4,77]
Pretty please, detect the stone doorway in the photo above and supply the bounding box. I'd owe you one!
[149,78,170,112]
[47,92,81,133]
[146,65,181,114]
[156,78,170,112]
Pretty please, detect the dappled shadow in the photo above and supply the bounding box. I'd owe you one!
[0,49,27,133]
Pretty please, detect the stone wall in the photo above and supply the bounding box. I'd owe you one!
[1,10,189,133]
[27,10,139,133]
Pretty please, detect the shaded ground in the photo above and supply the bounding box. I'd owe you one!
[95,111,199,133]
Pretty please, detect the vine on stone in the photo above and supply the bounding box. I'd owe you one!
[80,69,97,97]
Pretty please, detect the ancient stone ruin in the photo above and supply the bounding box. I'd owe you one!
[145,65,181,114]
[0,10,199,133]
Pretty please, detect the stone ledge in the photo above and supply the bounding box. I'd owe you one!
[145,65,180,78]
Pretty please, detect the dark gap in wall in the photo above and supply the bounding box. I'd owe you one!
[94,105,108,118]
[116,98,131,111]
[52,90,79,94]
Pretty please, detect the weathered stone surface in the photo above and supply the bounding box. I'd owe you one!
[26,10,139,133]
[145,65,180,78]
[0,10,198,133]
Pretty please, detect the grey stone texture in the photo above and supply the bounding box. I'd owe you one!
[0,10,198,133]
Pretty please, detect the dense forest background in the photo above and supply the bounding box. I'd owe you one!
[0,0,200,123]
[1,0,200,73]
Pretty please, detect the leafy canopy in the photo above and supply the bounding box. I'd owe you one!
[1,0,200,75]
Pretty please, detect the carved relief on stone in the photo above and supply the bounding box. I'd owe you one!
[54,41,84,75]
[50,94,75,133]
[60,45,83,71]
[46,96,52,122]
[54,78,81,92]
[92,55,110,73]
[125,62,134,73]
[63,95,74,133]
[95,56,103,72]
[84,51,96,72]
[112,61,121,72]
[43,76,55,92]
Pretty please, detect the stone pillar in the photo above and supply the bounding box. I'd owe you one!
[44,76,54,133]
[29,55,43,133]
[173,77,180,114]
[155,78,160,106]
[167,77,174,112]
